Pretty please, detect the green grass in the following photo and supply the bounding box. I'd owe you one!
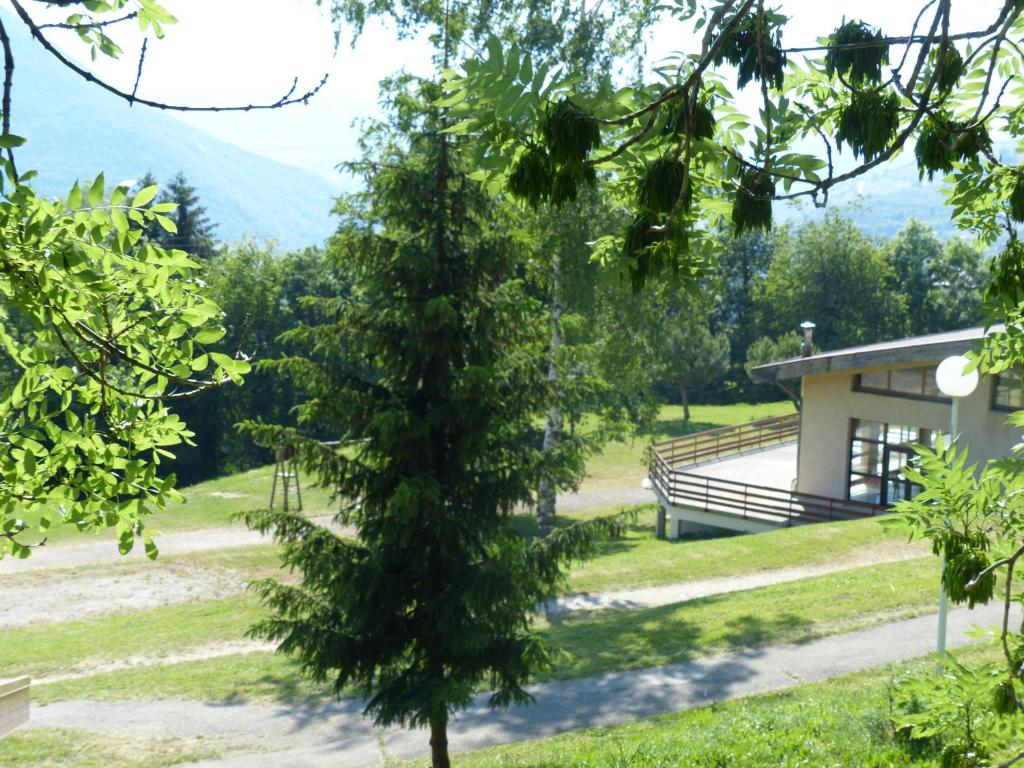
[541,556,940,681]
[23,555,945,705]
[563,508,923,594]
[0,729,217,768]
[31,401,792,545]
[434,644,1009,768]
[0,595,265,681]
[579,402,794,492]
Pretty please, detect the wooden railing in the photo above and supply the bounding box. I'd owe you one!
[653,412,799,468]
[649,413,885,527]
[650,453,883,525]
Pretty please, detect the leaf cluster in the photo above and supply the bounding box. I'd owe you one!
[836,89,901,161]
[712,14,786,90]
[825,20,889,86]
[915,117,992,181]
[732,169,775,235]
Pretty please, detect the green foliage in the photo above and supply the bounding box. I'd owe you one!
[239,79,624,761]
[935,44,965,95]
[712,13,787,90]
[825,20,889,86]
[916,117,992,181]
[1009,175,1024,223]
[662,97,716,140]
[732,170,774,235]
[0,164,245,559]
[836,89,901,161]
[637,157,689,214]
[542,98,600,166]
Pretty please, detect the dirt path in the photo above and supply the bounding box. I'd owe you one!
[25,602,1013,768]
[545,543,926,614]
[33,640,274,685]
[0,488,656,576]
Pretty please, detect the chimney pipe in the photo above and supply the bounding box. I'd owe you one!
[800,321,816,357]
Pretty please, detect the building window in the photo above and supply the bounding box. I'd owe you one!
[853,366,950,403]
[993,370,1024,411]
[848,419,946,507]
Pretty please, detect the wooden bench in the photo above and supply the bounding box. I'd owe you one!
[0,677,29,739]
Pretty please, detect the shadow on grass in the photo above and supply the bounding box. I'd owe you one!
[645,419,720,441]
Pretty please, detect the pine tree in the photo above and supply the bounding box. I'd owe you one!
[146,171,217,259]
[240,78,622,768]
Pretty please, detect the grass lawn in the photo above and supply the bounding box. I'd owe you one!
[561,508,922,594]
[0,729,218,768]
[432,642,1009,768]
[31,401,793,546]
[23,555,946,705]
[580,401,794,491]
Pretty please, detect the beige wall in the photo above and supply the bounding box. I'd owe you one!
[797,363,1021,499]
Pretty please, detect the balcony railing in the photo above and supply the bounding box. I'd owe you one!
[650,413,885,526]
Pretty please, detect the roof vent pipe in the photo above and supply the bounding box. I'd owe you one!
[800,321,816,357]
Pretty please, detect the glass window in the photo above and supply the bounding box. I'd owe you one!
[854,365,947,402]
[994,370,1024,411]
[859,370,888,390]
[848,419,932,507]
[890,368,924,395]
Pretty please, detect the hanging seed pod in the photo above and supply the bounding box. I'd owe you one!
[541,98,601,166]
[732,169,775,235]
[915,117,992,181]
[1009,175,1024,223]
[993,679,1019,715]
[550,163,596,207]
[663,99,717,140]
[943,549,994,607]
[836,90,900,161]
[712,16,786,90]
[638,158,691,214]
[508,145,554,208]
[985,239,1024,309]
[825,21,889,86]
[935,44,965,95]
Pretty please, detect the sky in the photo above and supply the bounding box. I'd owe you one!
[9,0,1010,188]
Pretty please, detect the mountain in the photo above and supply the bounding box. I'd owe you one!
[9,17,341,251]
[777,139,1018,241]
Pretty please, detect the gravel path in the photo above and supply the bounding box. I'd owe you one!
[27,602,1012,767]
[0,488,656,576]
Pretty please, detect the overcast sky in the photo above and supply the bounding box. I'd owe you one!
[10,0,1008,187]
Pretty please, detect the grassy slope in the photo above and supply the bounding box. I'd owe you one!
[36,401,794,545]
[0,729,217,768]
[438,643,1009,768]
[23,556,943,704]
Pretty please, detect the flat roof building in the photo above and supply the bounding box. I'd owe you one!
[649,326,1022,537]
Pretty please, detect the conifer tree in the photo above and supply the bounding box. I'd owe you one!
[144,171,218,259]
[241,75,623,768]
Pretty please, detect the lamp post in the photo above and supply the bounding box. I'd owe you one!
[933,355,980,656]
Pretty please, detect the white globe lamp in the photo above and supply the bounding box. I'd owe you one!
[935,355,979,399]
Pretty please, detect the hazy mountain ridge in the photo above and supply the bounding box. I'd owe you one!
[10,17,341,251]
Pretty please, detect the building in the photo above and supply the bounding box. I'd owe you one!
[649,326,1022,538]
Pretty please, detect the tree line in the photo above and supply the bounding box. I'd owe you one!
[147,172,989,485]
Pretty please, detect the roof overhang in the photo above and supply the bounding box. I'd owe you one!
[751,326,1001,383]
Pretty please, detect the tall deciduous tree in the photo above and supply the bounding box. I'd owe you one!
[756,212,908,349]
[241,75,622,768]
[661,315,730,422]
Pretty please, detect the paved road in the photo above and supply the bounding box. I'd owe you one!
[27,602,1013,767]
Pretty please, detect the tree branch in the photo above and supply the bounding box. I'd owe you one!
[10,0,329,113]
